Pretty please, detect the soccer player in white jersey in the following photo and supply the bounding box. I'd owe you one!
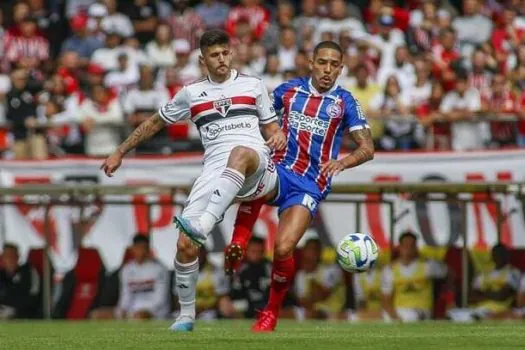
[101,30,286,331]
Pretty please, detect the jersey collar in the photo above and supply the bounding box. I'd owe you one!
[308,78,338,96]
[207,69,238,85]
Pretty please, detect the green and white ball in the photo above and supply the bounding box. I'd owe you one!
[336,233,379,272]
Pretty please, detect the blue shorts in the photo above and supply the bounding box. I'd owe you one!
[270,164,324,217]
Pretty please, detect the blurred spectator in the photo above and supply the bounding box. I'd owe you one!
[469,49,493,100]
[104,53,140,99]
[120,0,158,45]
[405,59,432,110]
[293,0,319,48]
[0,243,40,319]
[224,237,272,318]
[261,54,282,92]
[408,0,440,54]
[294,50,311,77]
[491,8,521,70]
[100,0,134,39]
[196,0,230,30]
[87,2,108,37]
[91,29,124,71]
[452,0,493,56]
[172,39,201,84]
[417,81,451,150]
[116,235,170,320]
[449,244,520,321]
[225,0,270,43]
[263,0,295,52]
[61,14,103,66]
[294,239,345,320]
[315,0,367,44]
[367,15,406,71]
[377,46,416,90]
[65,0,97,19]
[6,68,47,159]
[469,244,520,319]
[350,265,383,321]
[167,0,205,51]
[0,72,10,150]
[278,27,298,72]
[369,75,423,151]
[123,65,170,154]
[76,84,123,157]
[175,248,229,320]
[347,64,383,146]
[432,27,461,92]
[440,70,488,151]
[482,73,518,148]
[381,231,448,322]
[4,15,49,75]
[145,23,176,68]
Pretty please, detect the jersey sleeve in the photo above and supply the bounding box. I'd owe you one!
[520,275,525,292]
[343,92,370,132]
[117,266,132,315]
[271,81,291,113]
[158,86,191,124]
[256,79,278,125]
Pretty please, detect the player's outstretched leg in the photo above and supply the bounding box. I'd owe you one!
[169,234,199,332]
[252,205,311,332]
[224,198,265,275]
[175,146,260,246]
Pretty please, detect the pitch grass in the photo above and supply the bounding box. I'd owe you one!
[1,320,525,350]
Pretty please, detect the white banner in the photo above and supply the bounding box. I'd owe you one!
[1,150,524,272]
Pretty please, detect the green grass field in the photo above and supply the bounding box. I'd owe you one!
[1,320,524,350]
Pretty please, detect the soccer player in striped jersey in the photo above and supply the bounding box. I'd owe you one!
[101,29,286,332]
[224,41,375,332]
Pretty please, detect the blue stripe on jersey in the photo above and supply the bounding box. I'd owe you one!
[304,96,334,182]
[283,93,310,167]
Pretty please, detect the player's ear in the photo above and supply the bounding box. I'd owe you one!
[309,56,314,71]
[199,55,204,67]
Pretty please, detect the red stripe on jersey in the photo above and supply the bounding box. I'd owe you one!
[190,96,256,117]
[317,116,339,192]
[291,96,323,174]
[273,89,297,164]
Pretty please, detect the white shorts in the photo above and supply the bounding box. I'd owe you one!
[182,147,277,219]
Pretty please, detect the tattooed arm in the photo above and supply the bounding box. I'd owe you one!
[100,113,166,177]
[320,128,374,177]
[117,113,166,155]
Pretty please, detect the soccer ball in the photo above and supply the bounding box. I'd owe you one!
[336,233,379,272]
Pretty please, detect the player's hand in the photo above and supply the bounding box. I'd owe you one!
[100,150,123,177]
[265,130,287,151]
[320,160,345,177]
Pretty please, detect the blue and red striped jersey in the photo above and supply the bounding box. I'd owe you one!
[272,77,369,196]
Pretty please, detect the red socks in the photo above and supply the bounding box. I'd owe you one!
[267,255,295,314]
[231,198,265,249]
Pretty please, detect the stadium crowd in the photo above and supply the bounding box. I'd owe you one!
[1,0,525,159]
[2,232,525,322]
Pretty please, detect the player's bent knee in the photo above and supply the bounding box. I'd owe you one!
[274,238,296,259]
[228,146,256,165]
[176,234,199,262]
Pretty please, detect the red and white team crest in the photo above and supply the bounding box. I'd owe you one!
[213,96,232,117]
[326,101,342,118]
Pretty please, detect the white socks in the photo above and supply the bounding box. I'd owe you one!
[199,167,245,234]
[174,258,199,319]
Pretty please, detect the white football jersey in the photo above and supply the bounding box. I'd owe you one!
[158,69,277,164]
